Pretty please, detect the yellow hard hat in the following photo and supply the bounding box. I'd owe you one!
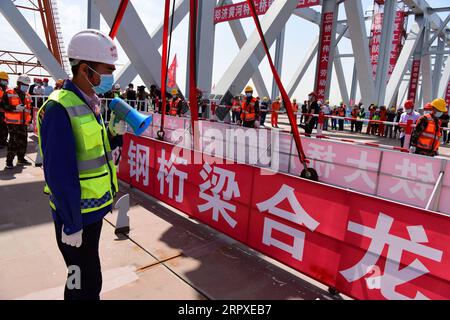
[244,85,253,93]
[171,88,178,95]
[0,71,9,81]
[263,97,268,101]
[430,98,447,112]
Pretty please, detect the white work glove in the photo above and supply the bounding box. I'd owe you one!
[409,146,416,154]
[61,227,83,248]
[15,104,26,111]
[108,112,127,136]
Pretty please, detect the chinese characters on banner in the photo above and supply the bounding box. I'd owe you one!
[213,0,321,24]
[370,9,405,81]
[407,59,421,102]
[117,133,450,300]
[445,81,450,106]
[314,12,334,101]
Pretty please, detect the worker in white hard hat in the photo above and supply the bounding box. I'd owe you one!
[0,71,10,147]
[3,74,33,168]
[36,29,126,300]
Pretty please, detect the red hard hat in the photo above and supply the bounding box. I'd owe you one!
[43,78,49,82]
[424,102,433,110]
[404,100,414,108]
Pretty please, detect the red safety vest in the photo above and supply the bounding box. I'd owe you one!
[169,98,180,116]
[4,88,32,125]
[241,98,257,122]
[416,114,442,152]
[231,101,241,112]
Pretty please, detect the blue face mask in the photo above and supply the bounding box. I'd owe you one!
[87,65,114,94]
[20,85,29,93]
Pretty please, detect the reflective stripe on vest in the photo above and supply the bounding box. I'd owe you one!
[37,89,118,214]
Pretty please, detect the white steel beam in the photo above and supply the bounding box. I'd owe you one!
[374,0,396,106]
[272,27,286,99]
[344,0,376,107]
[212,0,298,98]
[349,62,358,104]
[87,0,100,29]
[432,38,445,98]
[438,57,450,97]
[421,20,433,103]
[227,13,270,98]
[196,0,217,95]
[334,48,350,105]
[286,36,319,97]
[0,0,68,79]
[115,0,189,88]
[384,18,424,107]
[428,14,450,45]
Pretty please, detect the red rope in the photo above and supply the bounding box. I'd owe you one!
[189,0,200,149]
[109,0,130,39]
[246,0,307,165]
[160,0,172,135]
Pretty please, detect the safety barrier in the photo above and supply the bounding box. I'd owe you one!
[115,132,450,300]
[28,95,449,215]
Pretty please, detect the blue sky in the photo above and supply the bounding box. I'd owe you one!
[0,0,449,105]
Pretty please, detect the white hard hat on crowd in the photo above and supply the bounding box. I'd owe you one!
[17,74,31,86]
[68,29,118,65]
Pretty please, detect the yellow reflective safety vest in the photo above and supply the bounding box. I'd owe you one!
[37,89,118,214]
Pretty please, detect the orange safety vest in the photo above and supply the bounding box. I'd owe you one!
[4,89,32,125]
[292,103,298,113]
[169,98,180,116]
[241,97,257,122]
[416,114,442,152]
[338,107,345,117]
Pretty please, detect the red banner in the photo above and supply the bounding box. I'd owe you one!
[167,54,178,88]
[370,5,405,81]
[407,59,421,102]
[445,81,450,106]
[117,133,450,300]
[314,11,334,101]
[213,0,321,24]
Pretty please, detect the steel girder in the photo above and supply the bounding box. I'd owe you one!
[113,0,190,88]
[343,0,376,107]
[0,0,68,80]
[286,36,319,98]
[384,18,424,108]
[374,0,396,106]
[212,0,299,99]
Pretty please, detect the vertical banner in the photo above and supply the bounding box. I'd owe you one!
[213,0,321,24]
[407,59,421,102]
[445,81,450,106]
[370,3,405,81]
[369,4,382,80]
[388,11,405,79]
[314,11,334,101]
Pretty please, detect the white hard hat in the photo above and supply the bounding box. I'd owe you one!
[68,29,118,65]
[17,74,31,86]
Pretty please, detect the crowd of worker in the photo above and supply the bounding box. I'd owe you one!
[224,85,449,157]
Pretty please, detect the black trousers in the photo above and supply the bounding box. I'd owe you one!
[54,219,103,300]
